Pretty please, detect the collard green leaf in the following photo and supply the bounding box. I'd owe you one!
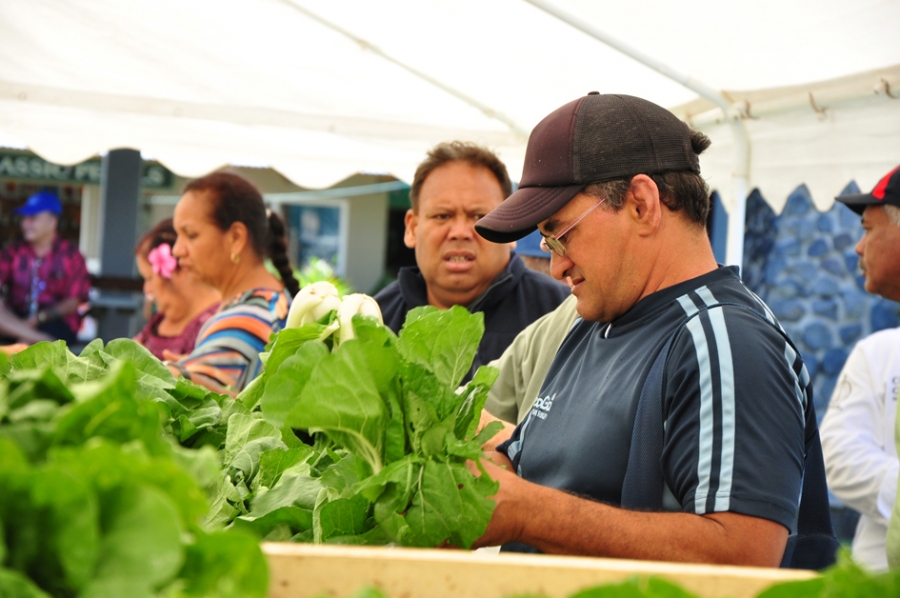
[183,398,222,435]
[382,383,407,465]
[9,341,70,373]
[0,350,9,377]
[53,362,163,452]
[0,568,53,598]
[93,485,184,588]
[78,578,156,598]
[0,437,28,473]
[26,466,100,590]
[232,506,313,539]
[175,530,268,598]
[222,414,287,497]
[235,370,266,411]
[455,365,500,440]
[251,470,323,515]
[206,476,243,528]
[223,413,285,466]
[0,421,55,463]
[405,460,497,549]
[320,452,374,495]
[187,396,250,451]
[397,361,443,453]
[257,446,315,491]
[48,442,209,531]
[0,464,99,595]
[77,338,104,357]
[287,342,388,474]
[103,339,176,390]
[7,399,59,423]
[472,420,505,449]
[397,306,483,389]
[7,366,75,409]
[314,494,370,543]
[266,324,333,373]
[261,341,329,429]
[11,340,106,385]
[356,454,419,504]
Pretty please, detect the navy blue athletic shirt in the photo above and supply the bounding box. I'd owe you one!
[500,266,809,532]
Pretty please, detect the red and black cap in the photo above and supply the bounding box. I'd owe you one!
[476,93,701,244]
[835,166,900,215]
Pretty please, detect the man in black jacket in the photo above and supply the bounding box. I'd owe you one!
[375,141,570,378]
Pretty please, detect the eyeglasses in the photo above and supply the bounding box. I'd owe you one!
[539,197,606,256]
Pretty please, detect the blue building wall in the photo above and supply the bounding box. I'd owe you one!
[739,183,900,420]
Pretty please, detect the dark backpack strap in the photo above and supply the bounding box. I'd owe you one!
[621,302,838,569]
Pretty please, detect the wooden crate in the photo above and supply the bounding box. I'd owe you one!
[264,543,817,598]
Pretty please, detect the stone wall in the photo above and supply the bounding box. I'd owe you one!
[741,183,900,420]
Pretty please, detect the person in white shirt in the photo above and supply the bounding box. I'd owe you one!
[822,165,900,571]
[820,328,900,571]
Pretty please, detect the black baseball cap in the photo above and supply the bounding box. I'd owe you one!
[476,93,702,243]
[835,166,900,215]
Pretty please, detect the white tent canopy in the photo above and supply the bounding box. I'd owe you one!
[2,0,899,257]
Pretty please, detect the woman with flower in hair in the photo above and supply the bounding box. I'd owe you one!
[168,172,299,395]
[134,218,220,360]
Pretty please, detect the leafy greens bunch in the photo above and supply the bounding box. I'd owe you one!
[222,282,503,549]
[0,340,268,598]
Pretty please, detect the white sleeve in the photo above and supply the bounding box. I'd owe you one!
[820,341,899,525]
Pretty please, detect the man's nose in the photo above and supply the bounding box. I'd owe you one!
[550,251,573,282]
[854,236,865,256]
[447,216,475,239]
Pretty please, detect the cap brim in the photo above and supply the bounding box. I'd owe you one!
[476,184,584,243]
[834,192,876,215]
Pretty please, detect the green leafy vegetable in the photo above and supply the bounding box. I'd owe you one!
[0,339,269,598]
[242,305,500,548]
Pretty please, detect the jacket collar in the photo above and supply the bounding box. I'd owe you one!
[396,252,526,311]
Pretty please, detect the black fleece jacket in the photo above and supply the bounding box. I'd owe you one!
[374,253,570,380]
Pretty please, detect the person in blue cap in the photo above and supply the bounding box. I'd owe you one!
[514,228,553,277]
[0,190,90,345]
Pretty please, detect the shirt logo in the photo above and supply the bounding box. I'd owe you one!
[532,392,557,420]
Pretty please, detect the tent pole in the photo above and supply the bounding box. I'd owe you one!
[523,0,750,269]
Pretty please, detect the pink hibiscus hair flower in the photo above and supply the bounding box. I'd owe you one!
[148,243,178,279]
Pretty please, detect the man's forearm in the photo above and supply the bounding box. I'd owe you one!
[519,483,785,565]
[0,303,51,343]
[478,460,788,567]
[40,297,81,321]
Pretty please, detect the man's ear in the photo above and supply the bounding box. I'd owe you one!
[627,174,662,236]
[403,209,418,249]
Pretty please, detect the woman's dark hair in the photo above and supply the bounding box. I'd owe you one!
[135,218,177,258]
[183,172,300,297]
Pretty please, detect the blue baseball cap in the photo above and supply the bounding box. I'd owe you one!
[515,229,549,258]
[15,190,62,216]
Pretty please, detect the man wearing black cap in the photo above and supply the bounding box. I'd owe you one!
[472,93,826,566]
[819,166,900,571]
[0,190,90,345]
